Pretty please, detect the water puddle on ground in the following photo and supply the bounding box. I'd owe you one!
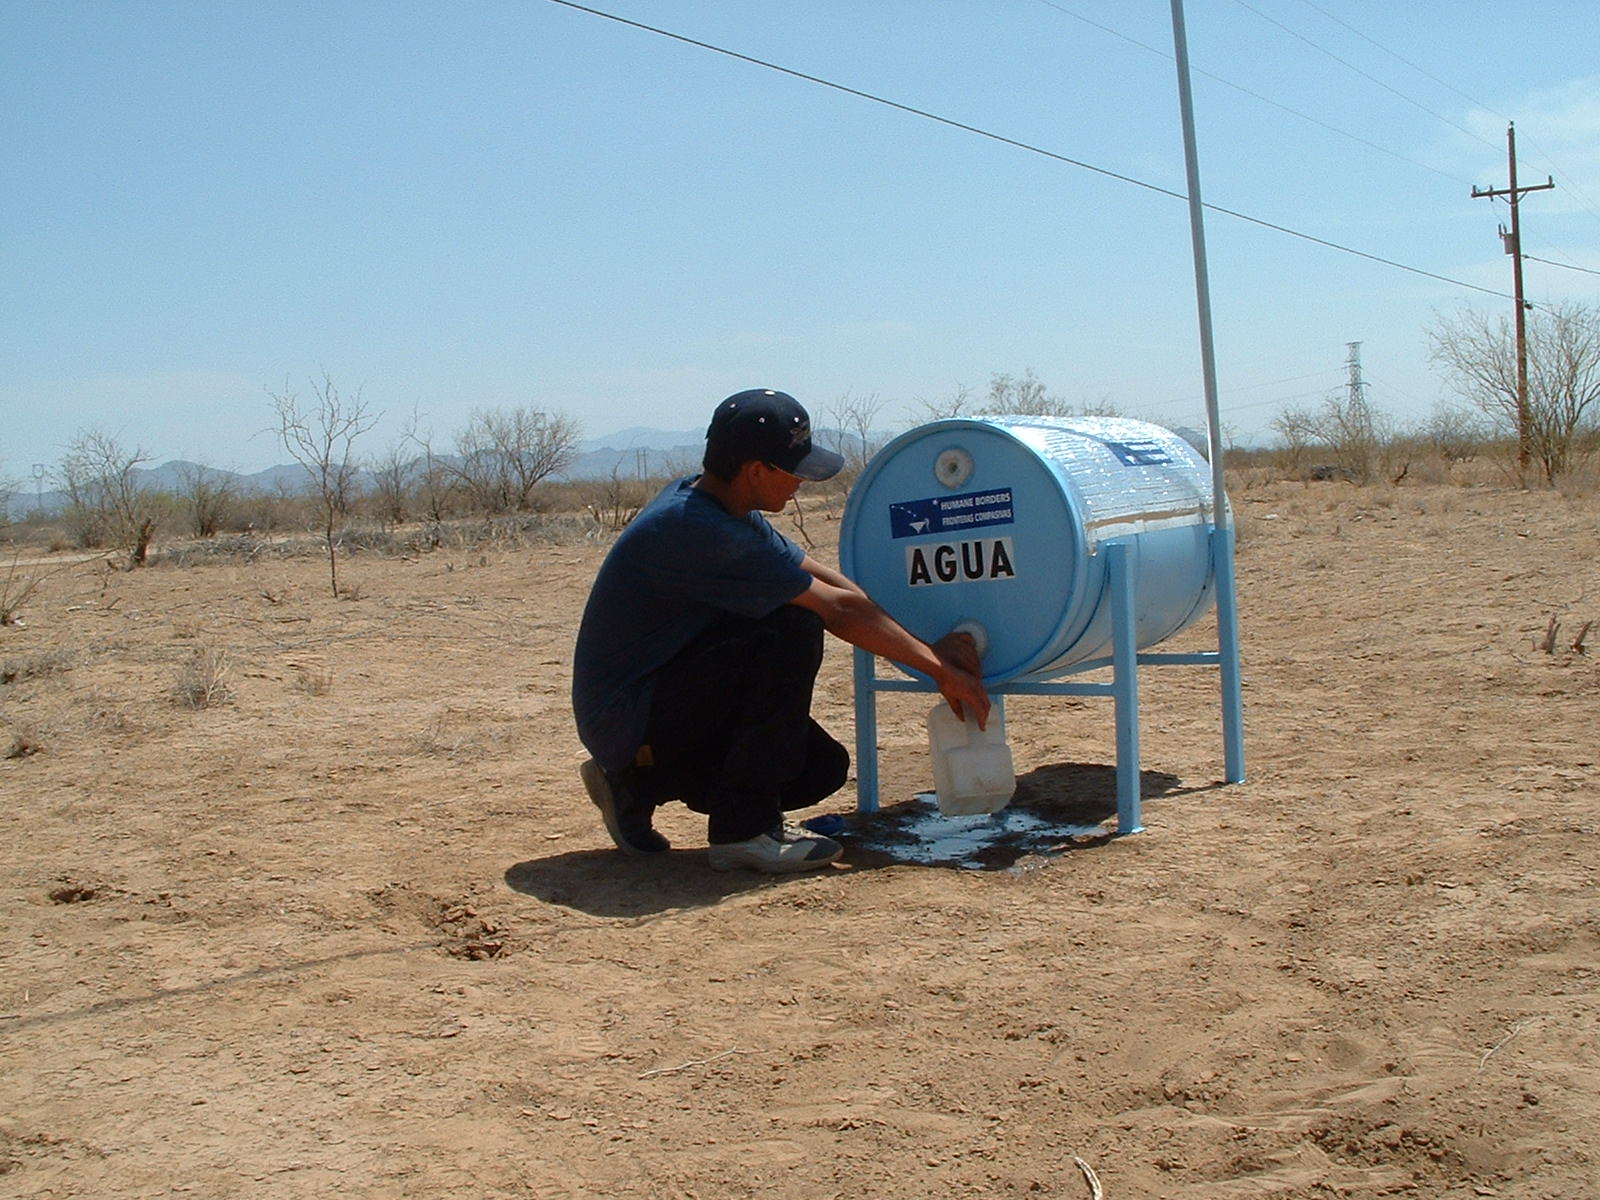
[812,794,1109,872]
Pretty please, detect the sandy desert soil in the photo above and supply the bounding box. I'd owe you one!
[2,478,1598,1199]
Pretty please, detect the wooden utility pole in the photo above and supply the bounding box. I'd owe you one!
[1472,122,1553,476]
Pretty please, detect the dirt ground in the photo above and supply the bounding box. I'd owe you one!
[2,478,1598,1199]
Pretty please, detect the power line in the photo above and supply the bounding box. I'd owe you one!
[1363,373,1436,409]
[1145,368,1343,410]
[1172,386,1334,415]
[1523,253,1600,279]
[1516,152,1600,234]
[1293,0,1498,117]
[1288,0,1600,234]
[543,0,1513,302]
[1231,0,1501,154]
[1477,188,1600,278]
[1031,0,1476,189]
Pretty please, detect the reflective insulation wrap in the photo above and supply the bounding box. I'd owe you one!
[839,416,1225,683]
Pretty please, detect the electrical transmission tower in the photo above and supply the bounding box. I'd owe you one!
[1472,122,1554,476]
[1345,341,1367,410]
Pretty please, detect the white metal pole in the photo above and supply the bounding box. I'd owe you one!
[1168,0,1227,529]
[1171,0,1245,784]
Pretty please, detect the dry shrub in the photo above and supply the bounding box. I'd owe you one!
[573,471,651,533]
[1554,458,1600,500]
[1,550,86,626]
[414,712,477,759]
[413,707,513,761]
[175,646,232,709]
[1,648,76,685]
[1,562,41,626]
[294,663,334,696]
[84,688,134,734]
[4,726,43,759]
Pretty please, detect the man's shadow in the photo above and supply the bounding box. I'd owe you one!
[503,761,1192,920]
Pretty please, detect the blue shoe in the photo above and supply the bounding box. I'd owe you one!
[800,813,848,837]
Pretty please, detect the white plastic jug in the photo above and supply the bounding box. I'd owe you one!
[926,701,1015,816]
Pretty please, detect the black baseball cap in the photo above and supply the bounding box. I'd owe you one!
[705,389,844,482]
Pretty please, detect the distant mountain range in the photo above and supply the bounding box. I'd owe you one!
[6,423,1205,521]
[567,428,705,482]
[3,427,834,517]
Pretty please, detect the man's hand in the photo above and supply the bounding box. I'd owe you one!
[792,572,991,728]
[929,631,991,730]
[930,631,983,678]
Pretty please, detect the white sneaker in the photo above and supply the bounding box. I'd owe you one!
[707,823,842,874]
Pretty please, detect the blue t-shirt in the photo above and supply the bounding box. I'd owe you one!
[572,477,812,771]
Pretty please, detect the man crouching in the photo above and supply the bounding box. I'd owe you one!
[572,389,988,873]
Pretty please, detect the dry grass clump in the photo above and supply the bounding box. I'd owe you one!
[148,512,602,570]
[1,564,41,626]
[1554,460,1600,499]
[154,535,287,569]
[429,513,601,549]
[84,688,134,734]
[293,663,334,696]
[1,647,76,685]
[4,725,43,759]
[414,712,478,759]
[569,474,652,533]
[174,645,233,709]
[413,707,514,761]
[0,549,88,626]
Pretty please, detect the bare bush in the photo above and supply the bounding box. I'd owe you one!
[984,369,1056,415]
[1422,402,1490,465]
[232,479,317,534]
[271,373,379,598]
[2,556,46,627]
[579,469,649,533]
[173,462,239,538]
[58,429,167,566]
[368,438,417,529]
[2,546,105,626]
[1267,409,1317,479]
[1430,300,1600,483]
[824,391,891,480]
[448,406,581,514]
[174,645,232,709]
[1271,390,1391,484]
[980,369,1120,419]
[405,427,459,524]
[914,384,975,421]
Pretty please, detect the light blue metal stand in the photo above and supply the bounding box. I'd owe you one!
[852,526,1244,835]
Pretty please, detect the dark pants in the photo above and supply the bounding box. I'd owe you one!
[627,606,849,843]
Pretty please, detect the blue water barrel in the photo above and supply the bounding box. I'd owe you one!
[838,416,1223,684]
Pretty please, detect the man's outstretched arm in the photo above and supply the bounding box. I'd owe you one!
[790,557,990,728]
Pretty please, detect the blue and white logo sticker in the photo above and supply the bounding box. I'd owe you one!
[889,488,1015,540]
[1105,440,1172,467]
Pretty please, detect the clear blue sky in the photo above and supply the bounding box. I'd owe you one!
[5,0,1598,475]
